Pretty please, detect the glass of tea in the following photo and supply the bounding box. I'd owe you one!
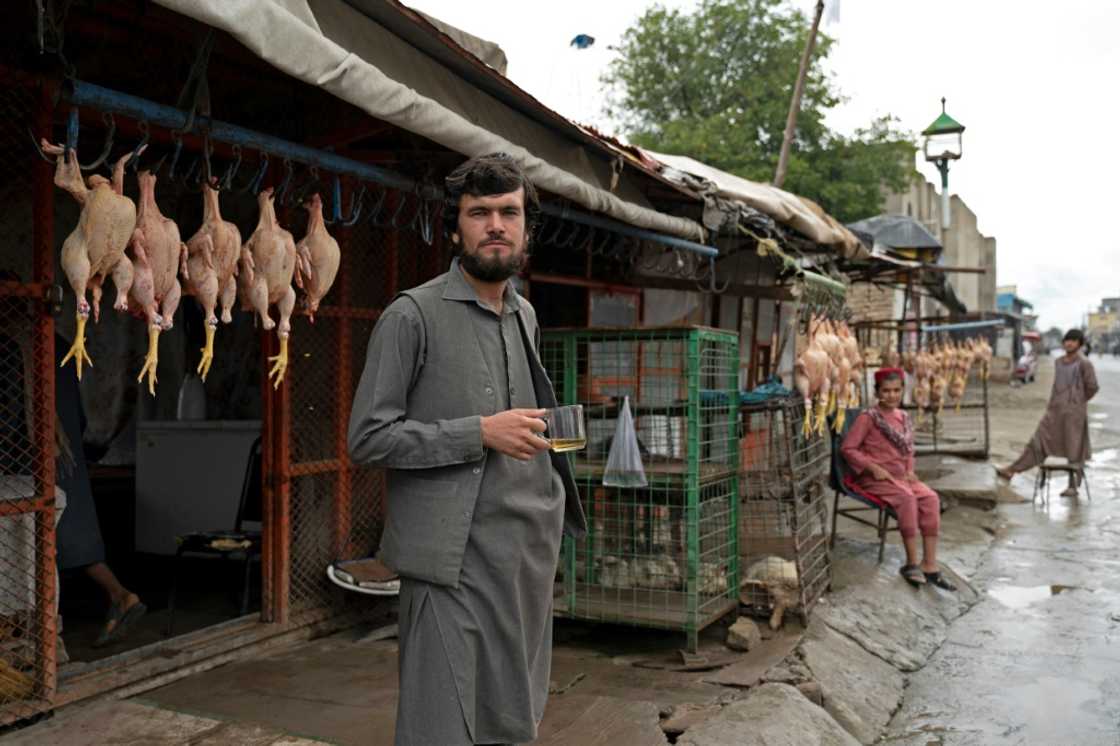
[543,405,586,452]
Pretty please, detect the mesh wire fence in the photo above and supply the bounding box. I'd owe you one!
[738,398,832,626]
[542,327,739,650]
[0,76,57,720]
[284,206,450,616]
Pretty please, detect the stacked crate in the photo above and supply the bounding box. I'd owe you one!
[541,327,739,652]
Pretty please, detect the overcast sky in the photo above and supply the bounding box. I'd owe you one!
[405,0,1120,331]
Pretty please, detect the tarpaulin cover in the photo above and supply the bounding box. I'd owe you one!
[648,150,867,259]
[153,0,705,241]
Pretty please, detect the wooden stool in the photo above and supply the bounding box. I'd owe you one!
[1033,462,1090,504]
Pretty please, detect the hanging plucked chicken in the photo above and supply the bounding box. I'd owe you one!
[239,187,298,388]
[295,192,341,322]
[41,140,140,378]
[127,170,187,395]
[182,182,243,381]
[794,317,831,438]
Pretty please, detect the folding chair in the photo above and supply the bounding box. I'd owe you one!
[828,408,899,564]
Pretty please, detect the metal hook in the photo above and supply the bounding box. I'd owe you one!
[126,121,150,171]
[155,131,184,180]
[416,197,434,245]
[287,165,320,207]
[340,184,367,227]
[275,158,295,204]
[388,190,413,229]
[327,175,343,223]
[80,112,116,172]
[366,183,390,227]
[217,144,242,191]
[28,127,57,163]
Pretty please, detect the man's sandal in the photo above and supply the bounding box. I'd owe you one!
[900,564,927,588]
[923,571,958,592]
[94,599,147,648]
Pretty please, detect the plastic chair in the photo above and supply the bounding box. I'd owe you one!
[165,437,262,636]
[829,408,899,564]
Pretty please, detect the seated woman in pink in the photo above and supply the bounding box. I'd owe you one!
[841,368,956,590]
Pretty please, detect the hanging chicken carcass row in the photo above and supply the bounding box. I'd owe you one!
[295,193,341,322]
[239,187,298,388]
[127,170,187,395]
[183,182,243,381]
[42,140,139,378]
[794,318,831,438]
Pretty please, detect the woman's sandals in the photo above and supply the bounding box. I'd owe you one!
[900,564,926,587]
[923,570,958,592]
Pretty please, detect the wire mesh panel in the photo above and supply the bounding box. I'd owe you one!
[738,398,831,626]
[542,327,739,651]
[902,376,990,458]
[277,209,450,620]
[0,74,58,722]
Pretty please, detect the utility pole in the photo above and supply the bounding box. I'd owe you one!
[773,0,825,189]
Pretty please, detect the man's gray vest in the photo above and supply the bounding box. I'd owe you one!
[378,272,587,588]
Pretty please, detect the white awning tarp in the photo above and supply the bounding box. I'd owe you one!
[649,151,867,259]
[153,0,705,242]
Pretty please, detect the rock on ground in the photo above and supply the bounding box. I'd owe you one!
[676,683,860,746]
[725,617,763,651]
[799,618,905,745]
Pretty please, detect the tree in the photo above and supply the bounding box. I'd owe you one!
[603,0,915,224]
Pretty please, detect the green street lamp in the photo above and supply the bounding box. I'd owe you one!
[922,98,965,230]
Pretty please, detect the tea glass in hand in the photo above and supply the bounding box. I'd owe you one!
[543,405,586,453]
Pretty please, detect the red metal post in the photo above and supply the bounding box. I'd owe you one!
[333,188,353,560]
[32,80,57,699]
[259,328,275,622]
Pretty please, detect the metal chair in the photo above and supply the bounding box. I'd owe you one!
[829,408,899,564]
[165,437,262,636]
[1033,461,1091,505]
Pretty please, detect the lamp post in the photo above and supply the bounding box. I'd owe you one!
[922,98,965,230]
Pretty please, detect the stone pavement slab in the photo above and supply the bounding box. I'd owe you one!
[1,699,326,745]
[799,618,904,745]
[677,683,859,746]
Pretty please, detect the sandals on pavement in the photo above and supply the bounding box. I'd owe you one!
[923,571,958,592]
[94,598,147,648]
[900,564,927,588]
[1060,486,1079,498]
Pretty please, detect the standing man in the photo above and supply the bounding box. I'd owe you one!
[348,153,586,745]
[998,329,1099,496]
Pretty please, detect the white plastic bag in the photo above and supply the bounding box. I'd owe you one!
[602,396,647,488]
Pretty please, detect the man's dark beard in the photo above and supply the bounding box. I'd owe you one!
[459,241,527,282]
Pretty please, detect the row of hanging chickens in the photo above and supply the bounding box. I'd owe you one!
[794,315,864,438]
[43,140,341,394]
[882,338,993,421]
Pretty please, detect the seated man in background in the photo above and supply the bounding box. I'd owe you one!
[841,368,956,591]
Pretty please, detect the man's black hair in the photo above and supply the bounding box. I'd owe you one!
[1063,328,1086,346]
[443,153,540,244]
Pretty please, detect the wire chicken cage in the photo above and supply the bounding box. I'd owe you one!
[738,397,831,626]
[541,327,739,652]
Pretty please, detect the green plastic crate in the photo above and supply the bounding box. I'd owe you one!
[541,326,739,651]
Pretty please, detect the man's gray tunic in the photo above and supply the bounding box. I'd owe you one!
[348,260,585,745]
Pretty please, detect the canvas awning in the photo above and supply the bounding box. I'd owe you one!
[152,0,706,242]
[647,151,868,260]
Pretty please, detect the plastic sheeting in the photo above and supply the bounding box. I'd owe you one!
[649,151,867,259]
[152,0,705,242]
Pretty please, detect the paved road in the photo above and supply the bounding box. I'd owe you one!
[887,354,1120,745]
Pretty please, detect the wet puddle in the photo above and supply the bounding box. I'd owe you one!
[988,584,1087,609]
